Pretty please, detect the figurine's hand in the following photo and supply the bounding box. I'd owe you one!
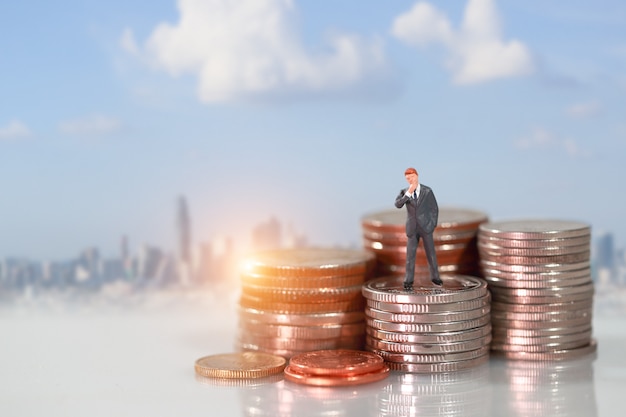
[407,183,417,193]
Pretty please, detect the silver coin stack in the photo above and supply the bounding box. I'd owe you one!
[478,219,597,359]
[361,207,489,280]
[362,274,492,372]
[236,248,375,359]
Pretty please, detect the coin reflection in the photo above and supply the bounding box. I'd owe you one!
[376,364,491,416]
[194,373,284,388]
[490,353,598,417]
[237,377,387,416]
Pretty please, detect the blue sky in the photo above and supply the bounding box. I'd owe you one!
[1,0,625,260]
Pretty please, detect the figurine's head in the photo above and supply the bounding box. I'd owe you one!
[404,167,419,186]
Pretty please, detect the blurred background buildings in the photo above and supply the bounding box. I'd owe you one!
[0,195,310,302]
[1,195,623,305]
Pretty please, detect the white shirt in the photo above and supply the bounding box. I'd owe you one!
[405,184,421,199]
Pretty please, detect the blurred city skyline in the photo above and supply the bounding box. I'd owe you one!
[2,0,624,261]
[2,193,625,305]
[0,194,311,301]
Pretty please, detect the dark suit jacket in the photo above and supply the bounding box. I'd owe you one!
[395,184,439,235]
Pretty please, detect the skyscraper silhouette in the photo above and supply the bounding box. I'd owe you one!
[595,232,615,271]
[120,235,129,261]
[252,216,282,250]
[177,195,191,265]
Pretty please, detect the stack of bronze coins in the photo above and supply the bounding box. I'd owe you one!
[361,207,489,280]
[237,247,375,359]
[362,274,492,372]
[478,219,597,359]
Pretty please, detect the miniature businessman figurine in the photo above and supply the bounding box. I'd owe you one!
[395,167,443,290]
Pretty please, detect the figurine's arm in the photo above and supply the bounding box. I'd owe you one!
[395,189,410,208]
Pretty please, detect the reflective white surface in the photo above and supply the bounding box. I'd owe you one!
[2,289,625,416]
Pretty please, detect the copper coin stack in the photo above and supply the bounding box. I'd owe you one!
[362,274,492,373]
[284,349,390,386]
[478,219,597,360]
[361,207,489,280]
[237,247,375,359]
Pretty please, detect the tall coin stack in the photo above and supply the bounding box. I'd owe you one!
[361,207,489,280]
[362,275,492,372]
[478,219,597,360]
[237,247,376,359]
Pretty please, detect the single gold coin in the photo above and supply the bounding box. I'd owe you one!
[194,352,287,379]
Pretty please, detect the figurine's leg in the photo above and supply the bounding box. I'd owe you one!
[422,231,443,286]
[404,234,418,287]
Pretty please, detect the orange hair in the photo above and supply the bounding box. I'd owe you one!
[404,167,418,175]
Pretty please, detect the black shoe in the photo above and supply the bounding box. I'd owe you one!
[431,276,443,286]
[403,282,413,291]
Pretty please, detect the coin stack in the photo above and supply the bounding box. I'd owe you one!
[361,207,489,281]
[237,248,376,359]
[478,219,597,359]
[362,274,492,372]
[284,349,390,386]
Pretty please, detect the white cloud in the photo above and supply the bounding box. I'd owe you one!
[59,114,122,136]
[120,27,139,55]
[392,3,454,47]
[122,0,390,103]
[0,120,32,140]
[392,0,534,84]
[515,127,555,149]
[515,127,590,158]
[566,100,602,118]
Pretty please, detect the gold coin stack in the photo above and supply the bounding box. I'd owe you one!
[362,274,492,373]
[237,247,376,359]
[478,219,597,360]
[361,207,489,280]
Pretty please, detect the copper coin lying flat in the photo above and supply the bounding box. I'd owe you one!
[288,349,385,376]
[284,349,389,386]
[284,364,390,387]
[194,352,287,379]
